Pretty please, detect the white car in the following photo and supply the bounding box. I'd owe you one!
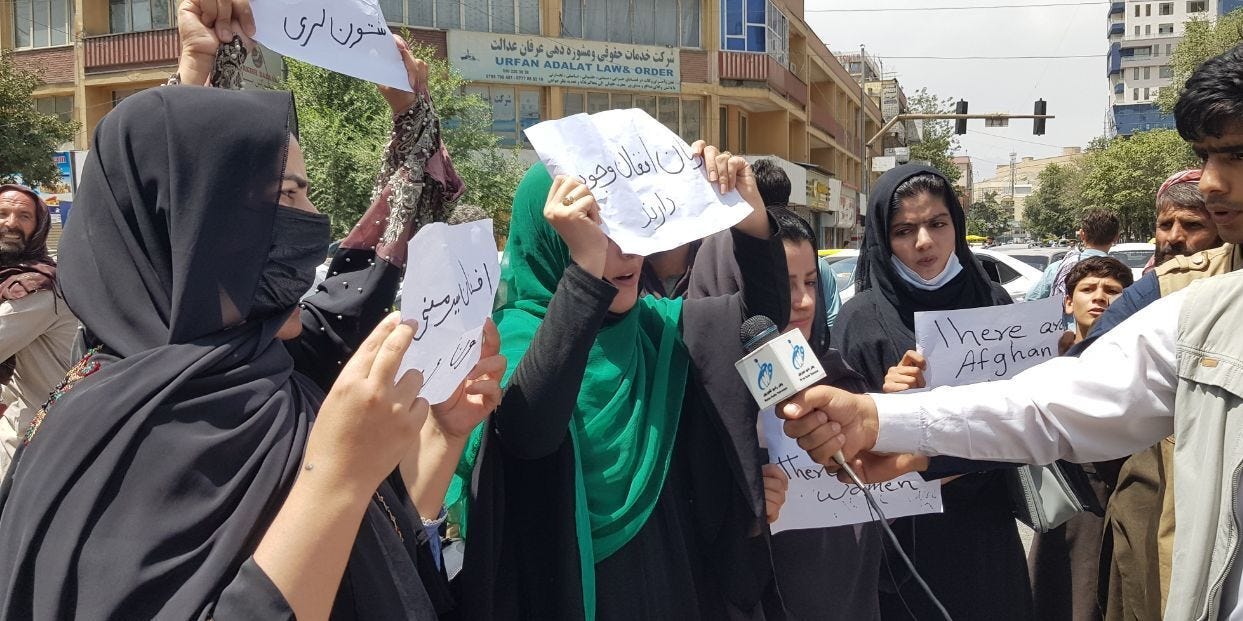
[821,248,1041,305]
[1109,242,1155,281]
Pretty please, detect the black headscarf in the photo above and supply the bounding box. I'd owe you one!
[0,87,332,618]
[835,164,1009,389]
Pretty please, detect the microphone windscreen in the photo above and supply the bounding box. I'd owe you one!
[740,315,780,353]
[447,204,489,225]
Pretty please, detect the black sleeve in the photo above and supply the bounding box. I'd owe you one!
[922,456,1020,480]
[207,558,295,620]
[493,264,617,460]
[286,249,402,393]
[731,223,790,328]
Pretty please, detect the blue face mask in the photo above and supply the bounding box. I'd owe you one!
[250,205,331,318]
[890,253,963,291]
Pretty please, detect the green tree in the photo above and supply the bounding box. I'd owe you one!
[1158,10,1243,113]
[1022,163,1081,240]
[282,40,523,239]
[0,50,79,187]
[966,191,1010,239]
[1075,129,1197,240]
[906,87,962,186]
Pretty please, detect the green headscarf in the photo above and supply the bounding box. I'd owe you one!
[451,164,691,620]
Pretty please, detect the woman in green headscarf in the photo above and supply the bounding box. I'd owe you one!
[457,146,795,620]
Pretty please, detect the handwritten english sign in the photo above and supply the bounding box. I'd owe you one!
[525,109,753,256]
[398,220,499,404]
[447,31,679,93]
[760,408,942,532]
[251,0,410,91]
[915,296,1068,388]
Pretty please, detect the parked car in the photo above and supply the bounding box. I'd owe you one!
[1109,242,1155,281]
[992,245,1070,272]
[825,248,1040,305]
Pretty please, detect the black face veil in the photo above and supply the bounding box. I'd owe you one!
[0,86,325,619]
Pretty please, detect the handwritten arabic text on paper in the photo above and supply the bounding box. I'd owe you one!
[251,0,410,91]
[398,220,499,404]
[525,109,753,256]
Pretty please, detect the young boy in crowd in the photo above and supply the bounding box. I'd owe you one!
[1063,256,1135,344]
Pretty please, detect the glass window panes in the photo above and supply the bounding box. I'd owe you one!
[108,0,171,33]
[492,0,515,34]
[680,99,702,144]
[583,0,607,41]
[1159,2,1173,14]
[50,0,68,45]
[611,94,633,109]
[519,0,540,34]
[379,0,403,22]
[35,96,73,123]
[635,96,657,119]
[739,115,748,152]
[719,106,728,150]
[725,0,743,35]
[680,0,700,47]
[32,0,50,46]
[587,92,610,115]
[519,90,541,143]
[658,97,679,133]
[1158,23,1173,34]
[132,0,152,31]
[654,0,678,47]
[464,0,489,31]
[435,0,461,29]
[1160,65,1173,78]
[410,0,433,26]
[562,0,581,36]
[1187,0,1207,11]
[14,0,33,48]
[607,0,629,42]
[490,88,517,146]
[564,92,586,116]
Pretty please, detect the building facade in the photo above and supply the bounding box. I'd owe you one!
[3,0,883,247]
[973,147,1084,222]
[1106,0,1240,136]
[952,155,973,205]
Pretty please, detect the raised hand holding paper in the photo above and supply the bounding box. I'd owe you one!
[398,220,499,404]
[524,109,753,256]
[250,0,411,91]
[915,296,1067,387]
[759,408,942,532]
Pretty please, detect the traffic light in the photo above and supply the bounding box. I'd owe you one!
[954,100,968,134]
[1033,99,1047,135]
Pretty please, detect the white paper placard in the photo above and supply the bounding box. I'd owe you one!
[524,109,753,256]
[915,296,1068,388]
[398,220,499,404]
[251,0,410,91]
[760,408,943,533]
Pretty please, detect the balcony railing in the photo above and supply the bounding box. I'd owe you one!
[718,51,808,108]
[85,28,179,72]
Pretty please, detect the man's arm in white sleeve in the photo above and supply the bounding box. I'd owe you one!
[872,288,1184,465]
[0,292,58,362]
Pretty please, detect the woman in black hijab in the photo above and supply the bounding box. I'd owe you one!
[833,164,1031,620]
[0,43,503,620]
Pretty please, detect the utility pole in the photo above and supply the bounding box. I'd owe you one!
[1009,151,1017,238]
[858,43,867,244]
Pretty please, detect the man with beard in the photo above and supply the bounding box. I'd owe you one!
[0,185,77,475]
[1150,169,1222,270]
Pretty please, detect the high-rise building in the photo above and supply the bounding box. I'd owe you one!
[3,0,884,248]
[1106,0,1237,136]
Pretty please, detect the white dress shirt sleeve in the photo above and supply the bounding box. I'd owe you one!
[872,288,1185,464]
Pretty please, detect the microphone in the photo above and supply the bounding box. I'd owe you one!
[736,315,845,467]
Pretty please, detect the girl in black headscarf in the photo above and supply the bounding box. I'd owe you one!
[833,164,1032,620]
[0,34,504,621]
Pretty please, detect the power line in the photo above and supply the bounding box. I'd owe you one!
[881,54,1100,60]
[972,129,1080,149]
[807,1,1107,12]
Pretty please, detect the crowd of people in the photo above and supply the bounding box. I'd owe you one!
[1,0,1242,619]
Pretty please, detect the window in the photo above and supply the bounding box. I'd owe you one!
[1135,4,1141,16]
[739,113,748,153]
[1145,24,1151,35]
[1187,0,1207,11]
[1144,66,1151,79]
[1133,87,1140,100]
[719,106,728,151]
[1134,25,1141,36]
[562,91,702,143]
[1133,67,1141,80]
[1159,2,1173,14]
[397,0,540,34]
[1166,43,1173,55]
[1158,23,1174,34]
[721,0,788,66]
[564,0,699,47]
[34,96,72,123]
[12,0,72,48]
[1145,3,1151,16]
[1160,65,1174,78]
[469,85,540,146]
[1144,87,1151,99]
[109,0,172,33]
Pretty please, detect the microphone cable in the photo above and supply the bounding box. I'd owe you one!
[836,458,954,621]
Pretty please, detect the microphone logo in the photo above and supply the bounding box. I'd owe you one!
[755,360,774,390]
[790,340,806,370]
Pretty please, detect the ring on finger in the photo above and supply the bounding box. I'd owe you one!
[561,194,578,206]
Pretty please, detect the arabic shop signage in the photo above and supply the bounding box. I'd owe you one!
[447,31,681,93]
